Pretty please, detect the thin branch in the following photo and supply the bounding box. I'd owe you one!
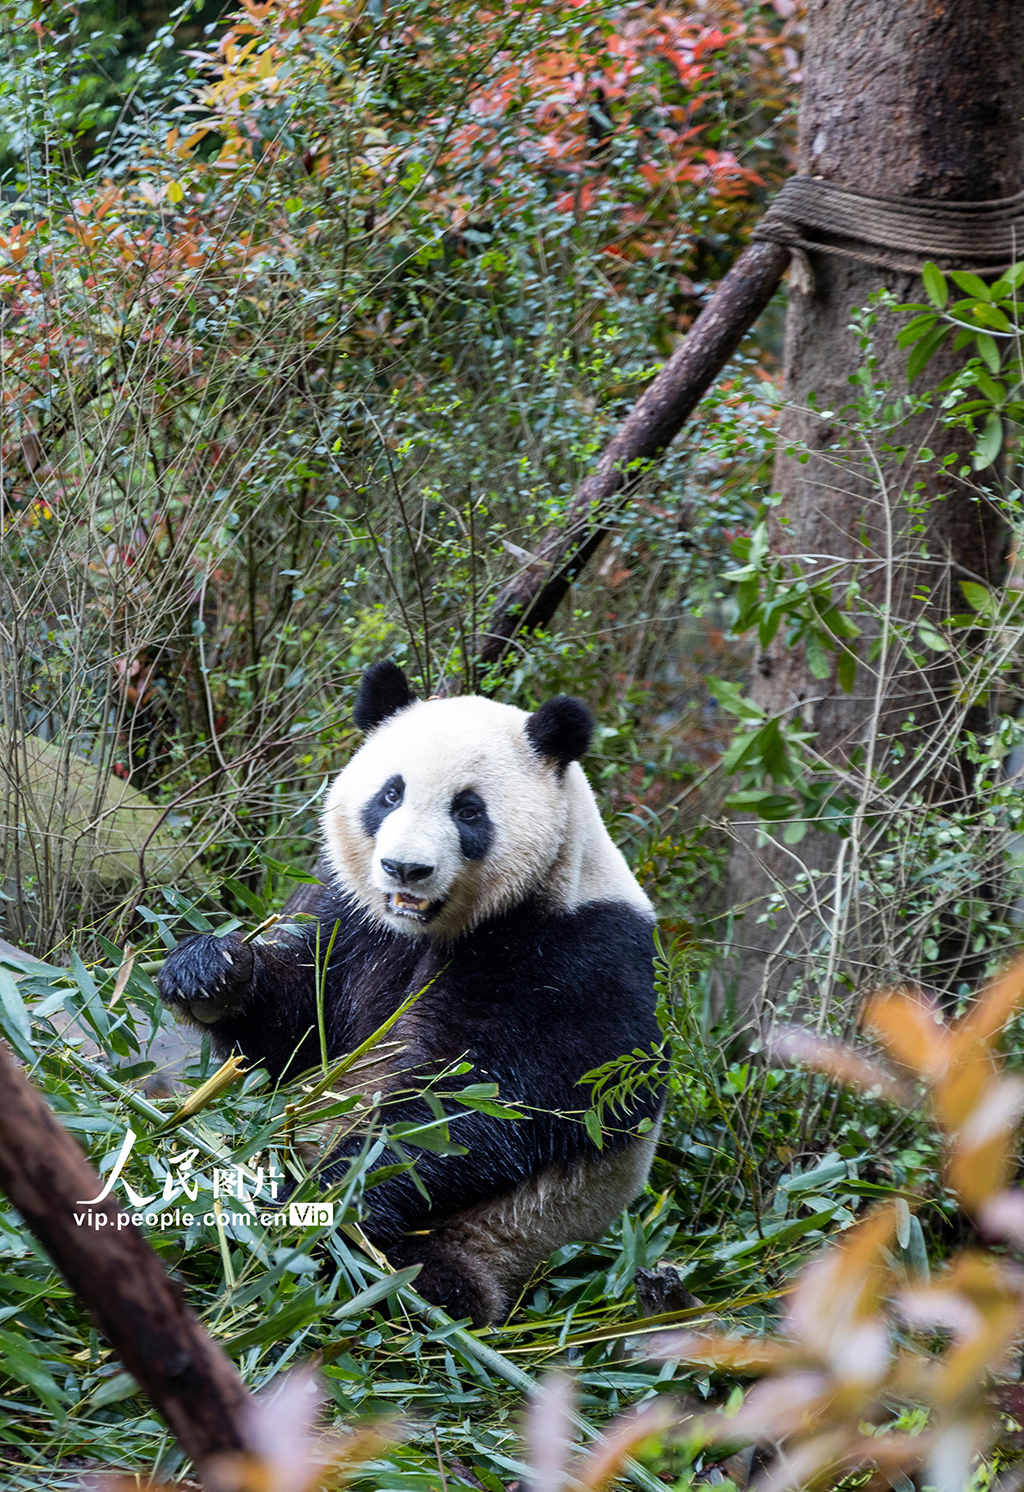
[474,240,791,673]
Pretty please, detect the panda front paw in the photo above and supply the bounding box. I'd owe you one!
[157,932,254,1026]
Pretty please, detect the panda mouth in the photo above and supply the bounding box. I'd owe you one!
[386,891,442,921]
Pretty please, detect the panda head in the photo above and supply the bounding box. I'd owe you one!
[322,661,596,940]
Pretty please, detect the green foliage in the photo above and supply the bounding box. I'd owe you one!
[0,0,218,180]
[707,676,853,842]
[896,258,1024,468]
[579,1039,666,1150]
[0,0,793,953]
[0,919,913,1488]
[726,521,862,685]
[706,281,1024,1013]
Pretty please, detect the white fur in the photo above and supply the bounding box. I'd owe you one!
[322,695,652,940]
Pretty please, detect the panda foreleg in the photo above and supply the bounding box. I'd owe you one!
[157,927,326,1077]
[157,931,255,1026]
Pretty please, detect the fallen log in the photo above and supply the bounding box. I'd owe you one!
[475,238,791,672]
[0,1042,253,1487]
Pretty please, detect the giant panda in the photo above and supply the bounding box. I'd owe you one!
[158,661,663,1324]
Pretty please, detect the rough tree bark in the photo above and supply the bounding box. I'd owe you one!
[728,0,1024,1022]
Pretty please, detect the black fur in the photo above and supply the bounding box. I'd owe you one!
[158,892,661,1318]
[361,774,405,837]
[450,789,493,860]
[526,696,594,773]
[353,661,417,733]
[386,1239,493,1323]
[159,933,253,1020]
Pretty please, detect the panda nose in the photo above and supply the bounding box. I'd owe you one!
[380,858,434,885]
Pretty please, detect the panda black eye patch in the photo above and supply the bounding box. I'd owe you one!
[361,774,405,837]
[450,789,493,860]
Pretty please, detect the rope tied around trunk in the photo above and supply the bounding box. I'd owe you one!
[753,175,1024,294]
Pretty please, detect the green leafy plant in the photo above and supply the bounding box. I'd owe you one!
[662,957,1024,1491]
[897,259,1024,468]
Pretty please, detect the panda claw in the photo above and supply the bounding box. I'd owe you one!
[157,932,253,1020]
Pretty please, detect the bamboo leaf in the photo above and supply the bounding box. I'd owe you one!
[221,1288,332,1356]
[334,1264,423,1318]
[0,969,34,1063]
[0,1329,67,1416]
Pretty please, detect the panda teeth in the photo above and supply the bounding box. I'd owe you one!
[389,892,432,916]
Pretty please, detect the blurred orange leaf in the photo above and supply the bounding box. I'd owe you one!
[769,1027,910,1104]
[865,990,949,1080]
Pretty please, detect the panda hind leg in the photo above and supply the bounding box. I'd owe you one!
[387,1235,502,1327]
[382,1123,665,1327]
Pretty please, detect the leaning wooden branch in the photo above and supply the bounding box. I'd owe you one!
[0,1042,254,1488]
[475,239,791,671]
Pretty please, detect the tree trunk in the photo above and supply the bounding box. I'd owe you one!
[728,0,1024,1024]
[0,1042,254,1486]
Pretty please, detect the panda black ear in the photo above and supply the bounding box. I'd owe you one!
[354,661,417,733]
[526,695,594,773]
